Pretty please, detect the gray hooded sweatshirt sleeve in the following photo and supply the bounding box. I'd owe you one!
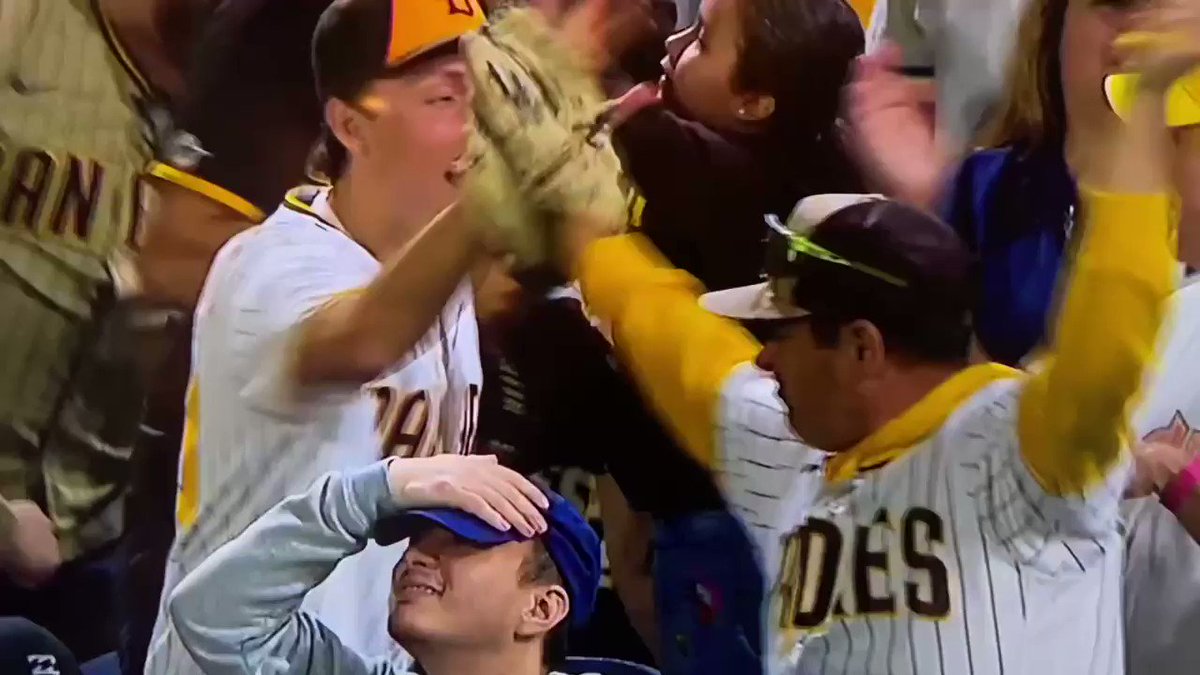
[166,460,406,675]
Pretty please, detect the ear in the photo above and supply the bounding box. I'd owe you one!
[843,319,888,376]
[326,97,368,162]
[733,92,775,124]
[515,584,570,640]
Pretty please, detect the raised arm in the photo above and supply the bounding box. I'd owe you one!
[168,463,397,675]
[1018,24,1188,495]
[577,234,760,468]
[292,203,484,388]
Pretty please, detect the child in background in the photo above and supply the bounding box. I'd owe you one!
[612,0,866,290]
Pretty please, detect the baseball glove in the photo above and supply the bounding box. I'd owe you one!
[460,7,629,269]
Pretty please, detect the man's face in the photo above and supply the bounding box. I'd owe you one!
[388,527,548,649]
[349,51,472,226]
[754,320,870,452]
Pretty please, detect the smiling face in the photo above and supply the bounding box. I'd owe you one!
[327,49,472,229]
[387,526,568,651]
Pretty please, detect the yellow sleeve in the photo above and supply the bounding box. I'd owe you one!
[578,234,761,468]
[1019,189,1177,495]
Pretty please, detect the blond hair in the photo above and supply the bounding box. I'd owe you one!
[977,0,1070,149]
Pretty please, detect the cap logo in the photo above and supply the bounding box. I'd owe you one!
[447,0,476,16]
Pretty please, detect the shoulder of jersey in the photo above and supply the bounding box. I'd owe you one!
[211,187,346,267]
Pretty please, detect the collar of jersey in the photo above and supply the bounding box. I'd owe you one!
[282,186,348,234]
[825,362,1022,484]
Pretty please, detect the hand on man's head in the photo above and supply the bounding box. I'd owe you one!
[387,455,550,537]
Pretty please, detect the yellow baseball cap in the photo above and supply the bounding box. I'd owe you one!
[313,0,486,102]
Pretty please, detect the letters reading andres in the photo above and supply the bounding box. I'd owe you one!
[779,507,951,630]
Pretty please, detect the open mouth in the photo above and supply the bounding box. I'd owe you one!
[397,580,443,597]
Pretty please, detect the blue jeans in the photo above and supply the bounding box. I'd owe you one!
[653,510,765,675]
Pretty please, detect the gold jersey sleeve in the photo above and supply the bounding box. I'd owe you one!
[0,0,153,317]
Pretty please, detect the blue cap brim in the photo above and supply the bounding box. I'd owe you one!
[373,508,529,547]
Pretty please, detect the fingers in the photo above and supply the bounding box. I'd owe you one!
[480,463,550,533]
[456,488,515,532]
[473,481,543,537]
[488,464,551,513]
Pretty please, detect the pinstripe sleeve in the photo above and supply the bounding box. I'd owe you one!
[577,235,827,551]
[167,462,404,675]
[718,367,827,566]
[219,233,373,417]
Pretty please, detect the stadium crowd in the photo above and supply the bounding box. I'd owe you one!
[2,0,1200,673]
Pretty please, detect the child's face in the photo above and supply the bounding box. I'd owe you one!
[661,0,745,131]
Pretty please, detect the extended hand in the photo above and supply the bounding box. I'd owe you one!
[846,43,949,209]
[1126,441,1192,498]
[387,455,550,537]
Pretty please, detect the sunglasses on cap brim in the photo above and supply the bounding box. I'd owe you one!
[762,214,909,289]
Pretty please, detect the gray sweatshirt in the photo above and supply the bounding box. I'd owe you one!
[166,461,570,675]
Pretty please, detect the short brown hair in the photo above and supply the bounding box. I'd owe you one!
[976,0,1070,150]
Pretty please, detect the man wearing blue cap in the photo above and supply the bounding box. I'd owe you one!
[164,453,602,675]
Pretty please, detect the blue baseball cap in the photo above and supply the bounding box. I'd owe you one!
[374,488,602,628]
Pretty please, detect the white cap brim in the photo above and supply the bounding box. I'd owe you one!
[699,282,810,321]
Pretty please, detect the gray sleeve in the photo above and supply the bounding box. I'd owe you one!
[167,461,407,675]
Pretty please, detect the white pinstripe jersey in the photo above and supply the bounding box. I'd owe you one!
[715,366,1129,675]
[146,186,481,674]
[1124,280,1200,675]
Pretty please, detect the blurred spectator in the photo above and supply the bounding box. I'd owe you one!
[866,0,1028,145]
[852,0,1200,365]
[0,0,215,662]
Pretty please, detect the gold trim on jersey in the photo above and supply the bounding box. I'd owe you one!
[147,162,266,222]
[824,363,1020,485]
[90,0,155,100]
[281,187,342,232]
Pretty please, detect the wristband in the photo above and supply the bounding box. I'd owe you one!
[1160,455,1200,514]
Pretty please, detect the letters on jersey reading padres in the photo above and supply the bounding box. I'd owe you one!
[147,186,482,674]
[718,367,1128,675]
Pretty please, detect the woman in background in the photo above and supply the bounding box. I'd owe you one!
[853,0,1200,366]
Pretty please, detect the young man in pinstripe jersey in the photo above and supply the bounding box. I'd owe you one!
[144,0,497,671]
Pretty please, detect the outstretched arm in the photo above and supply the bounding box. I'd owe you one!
[577,234,761,467]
